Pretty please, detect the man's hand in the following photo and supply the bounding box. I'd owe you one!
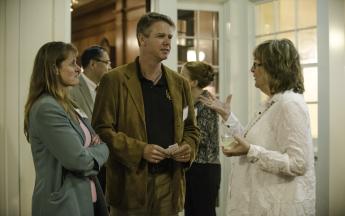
[143,144,168,163]
[171,144,192,162]
[222,135,250,157]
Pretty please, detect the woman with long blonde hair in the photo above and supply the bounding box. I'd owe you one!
[24,41,109,216]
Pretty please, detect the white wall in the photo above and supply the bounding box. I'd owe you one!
[0,0,71,214]
[0,0,8,214]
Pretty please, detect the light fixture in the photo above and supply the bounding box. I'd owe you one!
[70,0,79,12]
[198,51,206,61]
[187,50,206,62]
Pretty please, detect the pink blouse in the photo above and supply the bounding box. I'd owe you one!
[78,118,97,203]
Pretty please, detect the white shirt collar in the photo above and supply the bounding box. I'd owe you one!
[81,73,97,102]
[81,73,97,90]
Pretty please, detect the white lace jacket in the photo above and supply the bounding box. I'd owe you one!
[224,90,316,216]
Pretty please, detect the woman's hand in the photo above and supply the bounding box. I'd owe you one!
[199,94,232,121]
[222,135,250,157]
[91,134,102,145]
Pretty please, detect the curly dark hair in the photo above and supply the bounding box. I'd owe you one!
[182,61,215,89]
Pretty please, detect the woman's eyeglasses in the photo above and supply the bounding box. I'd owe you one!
[252,62,262,69]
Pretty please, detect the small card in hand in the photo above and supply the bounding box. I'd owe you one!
[164,143,179,155]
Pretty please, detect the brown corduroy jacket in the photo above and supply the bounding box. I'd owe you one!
[92,61,200,211]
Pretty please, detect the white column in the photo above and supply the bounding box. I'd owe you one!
[2,1,21,214]
[316,0,329,214]
[219,1,252,216]
[317,0,345,215]
[150,0,178,71]
[328,0,345,214]
[0,0,13,214]
[0,0,71,215]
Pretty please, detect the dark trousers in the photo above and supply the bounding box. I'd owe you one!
[184,163,221,216]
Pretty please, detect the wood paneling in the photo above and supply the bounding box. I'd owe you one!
[125,6,146,63]
[114,0,147,64]
[72,0,116,66]
[72,0,148,67]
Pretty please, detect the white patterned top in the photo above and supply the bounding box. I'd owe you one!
[224,90,316,216]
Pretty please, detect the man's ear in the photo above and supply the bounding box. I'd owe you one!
[138,33,146,46]
[89,59,97,69]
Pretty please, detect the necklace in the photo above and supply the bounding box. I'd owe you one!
[152,72,162,84]
[243,100,275,138]
[142,70,162,84]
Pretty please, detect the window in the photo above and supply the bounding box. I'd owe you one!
[254,0,318,142]
[177,9,219,95]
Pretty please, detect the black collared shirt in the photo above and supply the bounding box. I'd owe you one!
[135,58,174,173]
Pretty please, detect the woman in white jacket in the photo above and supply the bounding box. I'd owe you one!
[200,39,316,216]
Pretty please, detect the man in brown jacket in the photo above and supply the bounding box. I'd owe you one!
[92,12,200,216]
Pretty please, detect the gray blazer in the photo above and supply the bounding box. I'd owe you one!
[28,94,109,216]
[70,75,94,119]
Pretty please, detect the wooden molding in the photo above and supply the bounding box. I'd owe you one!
[72,0,116,18]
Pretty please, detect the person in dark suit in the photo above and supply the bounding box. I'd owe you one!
[70,46,111,193]
[92,12,200,216]
[24,41,109,216]
[70,45,111,119]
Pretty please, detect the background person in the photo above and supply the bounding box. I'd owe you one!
[24,41,109,216]
[70,45,111,119]
[201,39,316,216]
[92,12,200,216]
[70,45,111,193]
[180,61,221,216]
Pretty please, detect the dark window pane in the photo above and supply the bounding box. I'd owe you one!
[178,10,195,37]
